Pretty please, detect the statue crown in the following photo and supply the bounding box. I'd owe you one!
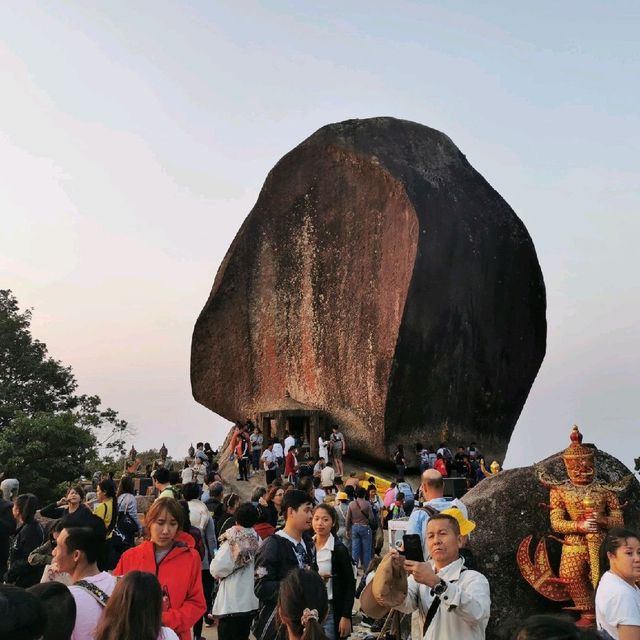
[562,425,594,459]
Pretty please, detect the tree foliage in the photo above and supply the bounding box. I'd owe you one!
[0,290,77,426]
[0,289,131,501]
[0,413,96,500]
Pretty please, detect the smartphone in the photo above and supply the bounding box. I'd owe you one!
[402,534,425,562]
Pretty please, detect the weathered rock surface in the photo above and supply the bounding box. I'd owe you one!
[462,449,640,638]
[191,117,546,464]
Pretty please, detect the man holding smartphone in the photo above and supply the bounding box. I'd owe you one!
[400,513,490,639]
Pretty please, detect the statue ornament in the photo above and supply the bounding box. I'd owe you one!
[517,425,627,627]
[153,443,173,472]
[480,458,502,477]
[124,444,142,475]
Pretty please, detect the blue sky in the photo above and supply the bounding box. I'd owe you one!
[1,1,638,469]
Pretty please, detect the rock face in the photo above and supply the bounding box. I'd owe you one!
[462,449,640,638]
[191,117,546,464]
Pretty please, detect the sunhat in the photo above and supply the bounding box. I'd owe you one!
[359,553,408,619]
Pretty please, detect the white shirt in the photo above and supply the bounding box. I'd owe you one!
[159,628,179,640]
[318,437,329,461]
[315,533,335,600]
[192,463,206,485]
[320,466,335,487]
[181,467,195,484]
[314,487,327,504]
[272,442,284,459]
[69,572,118,640]
[261,448,276,470]
[596,571,640,639]
[284,435,296,456]
[396,557,490,640]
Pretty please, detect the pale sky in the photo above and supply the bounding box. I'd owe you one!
[1,2,638,470]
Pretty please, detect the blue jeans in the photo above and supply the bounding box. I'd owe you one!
[351,523,372,571]
[322,602,335,640]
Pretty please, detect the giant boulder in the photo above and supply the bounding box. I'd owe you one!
[191,117,546,464]
[462,448,640,638]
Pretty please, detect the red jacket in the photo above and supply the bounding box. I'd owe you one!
[114,532,205,640]
[254,521,275,540]
[285,450,297,476]
[434,458,448,477]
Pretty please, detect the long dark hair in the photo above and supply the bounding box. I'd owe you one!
[98,480,117,534]
[278,568,328,640]
[93,571,162,640]
[14,494,38,524]
[598,527,640,585]
[116,476,135,497]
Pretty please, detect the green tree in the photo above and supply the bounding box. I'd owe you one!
[0,413,96,501]
[0,289,132,501]
[0,289,78,426]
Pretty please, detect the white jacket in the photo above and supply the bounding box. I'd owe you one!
[188,499,217,569]
[396,557,490,640]
[188,499,210,532]
[210,527,259,616]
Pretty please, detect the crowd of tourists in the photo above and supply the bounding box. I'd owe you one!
[0,428,639,640]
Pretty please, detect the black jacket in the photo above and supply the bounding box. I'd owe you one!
[205,497,224,525]
[254,533,317,640]
[5,521,44,587]
[0,499,16,575]
[40,503,107,538]
[330,538,356,638]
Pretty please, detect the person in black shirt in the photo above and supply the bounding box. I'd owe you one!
[0,497,16,578]
[5,494,44,587]
[40,486,106,539]
[254,490,316,640]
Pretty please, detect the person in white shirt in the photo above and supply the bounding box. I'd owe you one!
[363,512,490,640]
[192,458,207,490]
[314,483,326,505]
[210,503,260,640]
[261,443,278,484]
[312,504,355,639]
[320,462,336,493]
[52,527,119,640]
[181,461,195,485]
[272,439,284,474]
[318,434,330,464]
[596,528,640,640]
[284,432,296,457]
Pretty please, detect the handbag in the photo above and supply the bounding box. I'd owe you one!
[114,495,138,545]
[116,510,138,536]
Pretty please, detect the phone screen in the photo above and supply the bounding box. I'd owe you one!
[402,534,425,562]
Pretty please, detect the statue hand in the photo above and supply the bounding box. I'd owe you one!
[578,518,599,534]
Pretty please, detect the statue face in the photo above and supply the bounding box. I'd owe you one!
[564,456,595,486]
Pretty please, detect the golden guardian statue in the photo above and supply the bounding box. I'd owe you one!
[517,425,626,626]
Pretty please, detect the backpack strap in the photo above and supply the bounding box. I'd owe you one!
[74,579,112,607]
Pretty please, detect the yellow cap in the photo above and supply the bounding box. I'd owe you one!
[440,507,476,536]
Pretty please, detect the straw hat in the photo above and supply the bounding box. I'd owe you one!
[359,553,408,619]
[440,507,476,536]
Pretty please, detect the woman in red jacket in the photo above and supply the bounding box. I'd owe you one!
[114,497,206,640]
[433,452,449,477]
